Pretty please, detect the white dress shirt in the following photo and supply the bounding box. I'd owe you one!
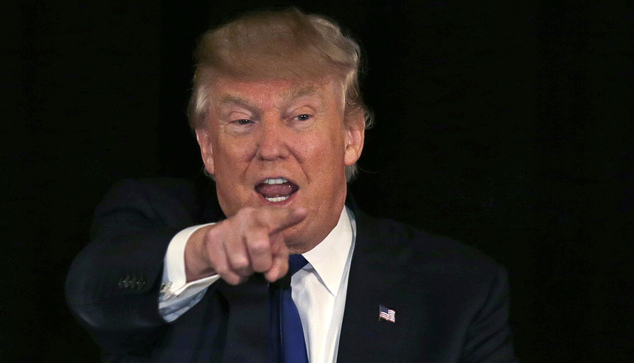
[159,207,356,363]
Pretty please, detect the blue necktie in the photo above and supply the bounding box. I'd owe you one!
[269,255,309,363]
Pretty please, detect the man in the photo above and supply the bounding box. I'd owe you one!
[66,8,516,362]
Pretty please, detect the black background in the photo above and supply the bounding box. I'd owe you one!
[3,0,633,361]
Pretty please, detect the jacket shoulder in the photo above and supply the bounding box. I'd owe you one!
[355,213,506,283]
[93,177,222,234]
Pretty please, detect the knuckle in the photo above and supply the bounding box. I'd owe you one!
[249,239,271,255]
[230,256,250,271]
[204,226,223,247]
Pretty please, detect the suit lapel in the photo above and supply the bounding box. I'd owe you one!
[337,210,413,362]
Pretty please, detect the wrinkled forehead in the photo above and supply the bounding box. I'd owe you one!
[209,76,345,112]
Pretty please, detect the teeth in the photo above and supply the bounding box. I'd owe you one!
[265,196,290,202]
[263,178,288,185]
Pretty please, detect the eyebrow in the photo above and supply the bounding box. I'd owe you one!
[215,85,320,111]
[216,95,258,111]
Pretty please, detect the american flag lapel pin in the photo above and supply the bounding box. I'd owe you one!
[378,305,396,323]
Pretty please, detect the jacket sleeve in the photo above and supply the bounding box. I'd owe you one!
[65,178,211,354]
[461,266,517,362]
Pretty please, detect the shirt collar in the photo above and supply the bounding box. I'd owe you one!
[302,207,354,297]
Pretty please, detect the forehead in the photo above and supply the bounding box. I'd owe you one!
[210,77,343,110]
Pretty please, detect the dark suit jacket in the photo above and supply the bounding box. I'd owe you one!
[66,178,516,362]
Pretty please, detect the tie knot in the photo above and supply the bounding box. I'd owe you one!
[288,255,308,276]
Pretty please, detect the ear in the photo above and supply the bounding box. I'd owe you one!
[343,113,365,167]
[195,128,215,175]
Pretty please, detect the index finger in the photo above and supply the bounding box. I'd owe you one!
[262,207,307,235]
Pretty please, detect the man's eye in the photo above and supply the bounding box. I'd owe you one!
[294,114,312,121]
[235,119,252,125]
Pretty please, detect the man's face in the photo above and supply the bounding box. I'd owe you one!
[196,77,365,253]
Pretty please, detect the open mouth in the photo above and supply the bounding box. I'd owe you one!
[254,177,299,203]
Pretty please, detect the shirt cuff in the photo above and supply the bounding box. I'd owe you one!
[158,223,220,322]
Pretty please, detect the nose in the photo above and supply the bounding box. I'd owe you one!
[255,117,289,161]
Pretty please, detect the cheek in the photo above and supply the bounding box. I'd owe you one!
[312,121,346,150]
[211,141,255,208]
[295,132,344,164]
[297,132,347,183]
[214,138,254,168]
